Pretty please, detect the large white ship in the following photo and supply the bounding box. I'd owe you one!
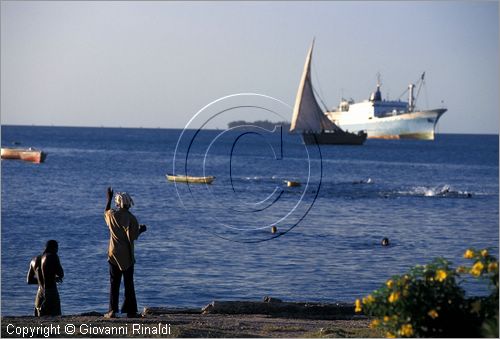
[325,74,446,140]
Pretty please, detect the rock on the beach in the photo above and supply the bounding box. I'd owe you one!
[142,306,201,315]
[263,296,283,303]
[202,300,358,320]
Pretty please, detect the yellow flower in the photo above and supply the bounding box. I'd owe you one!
[354,299,362,313]
[370,319,380,328]
[386,332,396,338]
[435,269,447,282]
[428,309,439,319]
[456,266,468,274]
[386,279,394,289]
[398,324,414,337]
[383,315,390,323]
[470,261,485,277]
[481,249,489,257]
[488,261,498,272]
[363,294,375,304]
[464,249,474,259]
[388,291,400,303]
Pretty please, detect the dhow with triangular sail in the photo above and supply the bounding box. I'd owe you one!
[290,41,367,145]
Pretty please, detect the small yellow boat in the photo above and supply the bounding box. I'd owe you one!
[166,174,215,184]
[285,180,301,187]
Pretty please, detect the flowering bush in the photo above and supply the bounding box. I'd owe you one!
[355,248,499,337]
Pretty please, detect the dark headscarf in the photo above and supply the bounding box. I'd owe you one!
[44,240,59,254]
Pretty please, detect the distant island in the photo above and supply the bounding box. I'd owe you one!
[227,120,291,131]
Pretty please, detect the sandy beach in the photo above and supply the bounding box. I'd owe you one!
[1,313,376,338]
[1,300,382,338]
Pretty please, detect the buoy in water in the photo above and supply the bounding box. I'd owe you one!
[381,237,390,246]
[271,226,278,234]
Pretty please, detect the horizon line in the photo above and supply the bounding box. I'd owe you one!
[1,123,499,136]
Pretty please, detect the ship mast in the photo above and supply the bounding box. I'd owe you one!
[369,72,382,102]
[399,72,425,112]
[408,83,415,112]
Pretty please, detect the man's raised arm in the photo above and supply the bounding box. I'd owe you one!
[105,187,113,211]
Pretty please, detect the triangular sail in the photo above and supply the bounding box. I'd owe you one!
[290,40,340,133]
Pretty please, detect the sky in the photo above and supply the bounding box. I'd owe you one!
[1,1,498,134]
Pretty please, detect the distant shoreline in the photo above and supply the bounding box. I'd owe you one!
[227,120,291,131]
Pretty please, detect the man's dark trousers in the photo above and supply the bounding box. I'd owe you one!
[109,262,137,314]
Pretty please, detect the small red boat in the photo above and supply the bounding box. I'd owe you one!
[1,148,47,163]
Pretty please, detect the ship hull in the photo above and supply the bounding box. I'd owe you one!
[302,130,367,145]
[331,109,446,140]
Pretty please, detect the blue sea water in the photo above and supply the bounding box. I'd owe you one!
[1,125,498,316]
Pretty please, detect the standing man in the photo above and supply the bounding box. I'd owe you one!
[27,240,64,316]
[104,187,147,318]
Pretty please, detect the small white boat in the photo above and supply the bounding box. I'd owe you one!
[166,174,215,184]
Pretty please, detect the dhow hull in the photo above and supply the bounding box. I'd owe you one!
[302,131,367,145]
